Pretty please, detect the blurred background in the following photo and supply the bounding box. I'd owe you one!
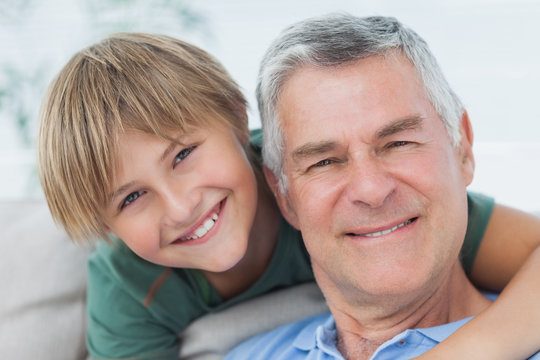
[1,0,539,211]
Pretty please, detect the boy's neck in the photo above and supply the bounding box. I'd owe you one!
[201,174,281,300]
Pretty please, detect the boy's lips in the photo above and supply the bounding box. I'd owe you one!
[172,199,225,244]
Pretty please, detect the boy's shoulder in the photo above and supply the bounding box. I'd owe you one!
[90,237,157,270]
[88,239,169,296]
[87,238,210,327]
[86,240,209,355]
[249,128,263,148]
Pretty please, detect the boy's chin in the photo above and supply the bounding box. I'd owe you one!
[203,243,248,274]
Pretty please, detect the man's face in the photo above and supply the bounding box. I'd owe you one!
[272,54,475,303]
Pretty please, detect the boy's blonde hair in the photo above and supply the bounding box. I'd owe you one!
[38,33,248,243]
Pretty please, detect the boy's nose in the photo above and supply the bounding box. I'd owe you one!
[161,183,201,227]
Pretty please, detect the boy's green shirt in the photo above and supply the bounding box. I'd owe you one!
[86,129,495,359]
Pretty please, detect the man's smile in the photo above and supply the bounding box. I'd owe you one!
[347,217,418,238]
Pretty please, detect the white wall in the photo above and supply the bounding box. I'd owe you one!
[1,0,539,211]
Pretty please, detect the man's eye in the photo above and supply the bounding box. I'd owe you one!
[120,191,144,210]
[308,158,334,171]
[315,159,333,167]
[174,145,196,166]
[387,141,410,149]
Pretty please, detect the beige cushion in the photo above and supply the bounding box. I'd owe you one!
[0,201,91,360]
[179,281,329,359]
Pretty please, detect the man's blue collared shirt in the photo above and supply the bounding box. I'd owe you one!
[225,312,540,359]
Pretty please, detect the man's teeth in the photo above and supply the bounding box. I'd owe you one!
[181,213,218,241]
[360,219,412,237]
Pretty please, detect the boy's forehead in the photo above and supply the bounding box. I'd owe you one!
[114,121,211,157]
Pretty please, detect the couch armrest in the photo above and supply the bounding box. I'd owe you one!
[179,281,329,359]
[0,201,91,360]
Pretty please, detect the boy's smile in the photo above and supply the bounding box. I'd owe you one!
[172,199,222,244]
[102,123,258,272]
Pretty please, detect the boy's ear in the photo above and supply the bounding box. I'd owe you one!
[458,111,475,186]
[263,165,300,229]
[236,108,251,146]
[102,223,111,233]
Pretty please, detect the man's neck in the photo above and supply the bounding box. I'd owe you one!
[325,261,491,360]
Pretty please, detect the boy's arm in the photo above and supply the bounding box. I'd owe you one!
[415,204,540,359]
[470,204,540,290]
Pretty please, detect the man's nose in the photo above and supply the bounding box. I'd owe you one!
[344,156,396,208]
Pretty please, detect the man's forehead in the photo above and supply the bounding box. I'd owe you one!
[277,55,425,129]
[277,54,417,110]
[280,51,410,88]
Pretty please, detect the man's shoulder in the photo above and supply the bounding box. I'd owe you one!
[225,312,332,359]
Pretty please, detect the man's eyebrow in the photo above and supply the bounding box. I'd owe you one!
[291,141,338,162]
[289,117,422,163]
[376,116,423,139]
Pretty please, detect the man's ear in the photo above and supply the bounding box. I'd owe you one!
[458,111,475,186]
[263,165,300,229]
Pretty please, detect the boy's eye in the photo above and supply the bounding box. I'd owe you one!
[174,145,196,166]
[120,190,144,210]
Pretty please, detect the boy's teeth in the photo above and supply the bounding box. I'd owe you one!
[361,219,412,237]
[181,212,219,241]
[203,218,214,230]
[194,226,208,238]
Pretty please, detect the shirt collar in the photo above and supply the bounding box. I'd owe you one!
[415,316,472,342]
[292,314,475,353]
[293,313,335,351]
[415,293,497,342]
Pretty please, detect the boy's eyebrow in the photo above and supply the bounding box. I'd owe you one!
[160,141,178,162]
[110,181,136,205]
[376,116,423,139]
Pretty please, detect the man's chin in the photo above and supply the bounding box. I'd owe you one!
[328,266,444,305]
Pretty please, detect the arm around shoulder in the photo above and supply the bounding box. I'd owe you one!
[415,204,540,359]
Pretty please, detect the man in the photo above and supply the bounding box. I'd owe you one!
[226,14,540,359]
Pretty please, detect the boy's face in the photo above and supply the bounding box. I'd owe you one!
[102,123,258,272]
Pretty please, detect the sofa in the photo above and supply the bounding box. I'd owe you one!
[0,200,329,360]
[0,200,90,359]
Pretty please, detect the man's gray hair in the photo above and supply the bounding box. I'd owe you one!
[257,13,464,192]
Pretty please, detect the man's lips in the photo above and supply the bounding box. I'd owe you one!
[173,200,224,243]
[347,217,418,237]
